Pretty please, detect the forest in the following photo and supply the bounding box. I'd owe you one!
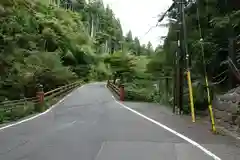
[163,0,240,112]
[0,0,240,115]
[0,0,155,102]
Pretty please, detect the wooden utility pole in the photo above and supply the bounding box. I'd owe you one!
[175,0,184,114]
[173,50,177,113]
[156,0,185,114]
[182,0,196,122]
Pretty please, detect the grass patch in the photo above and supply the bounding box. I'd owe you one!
[0,102,35,123]
[0,87,77,124]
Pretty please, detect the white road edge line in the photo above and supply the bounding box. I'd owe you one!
[0,85,86,131]
[111,96,221,160]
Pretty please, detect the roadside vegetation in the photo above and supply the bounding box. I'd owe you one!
[0,0,240,122]
[106,0,240,114]
[0,0,155,121]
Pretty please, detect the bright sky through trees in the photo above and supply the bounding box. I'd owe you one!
[103,0,172,48]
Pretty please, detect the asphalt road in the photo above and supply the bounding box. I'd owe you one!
[0,82,232,160]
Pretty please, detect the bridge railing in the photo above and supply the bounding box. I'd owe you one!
[0,81,82,122]
[107,81,124,101]
[0,97,38,112]
[44,81,80,101]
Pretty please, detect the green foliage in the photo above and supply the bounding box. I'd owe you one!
[0,0,88,100]
[0,0,161,123]
[159,0,240,112]
[0,0,123,100]
[104,51,137,83]
[0,102,35,123]
[0,0,181,120]
[88,61,111,81]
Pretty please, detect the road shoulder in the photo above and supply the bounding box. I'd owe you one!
[121,101,240,160]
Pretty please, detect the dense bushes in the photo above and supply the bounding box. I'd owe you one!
[0,0,157,103]
[0,0,102,101]
[0,102,35,123]
[0,0,162,122]
[161,0,240,112]
[2,0,228,116]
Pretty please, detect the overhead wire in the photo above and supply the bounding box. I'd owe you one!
[212,70,227,79]
[139,2,176,41]
[227,57,240,81]
[211,76,227,85]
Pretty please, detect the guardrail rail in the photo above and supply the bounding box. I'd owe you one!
[0,81,82,123]
[107,81,124,101]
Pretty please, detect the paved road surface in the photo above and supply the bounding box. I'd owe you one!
[0,83,239,160]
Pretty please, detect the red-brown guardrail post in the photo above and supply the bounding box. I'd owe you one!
[119,84,124,101]
[36,84,44,112]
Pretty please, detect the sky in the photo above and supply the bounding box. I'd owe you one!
[102,0,173,48]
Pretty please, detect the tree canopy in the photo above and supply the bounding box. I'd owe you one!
[0,0,154,101]
[1,0,240,114]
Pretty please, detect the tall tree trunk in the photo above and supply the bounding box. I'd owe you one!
[113,74,117,84]
[90,14,94,38]
[105,40,108,53]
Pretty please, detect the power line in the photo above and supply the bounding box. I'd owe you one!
[141,0,194,115]
[140,2,176,41]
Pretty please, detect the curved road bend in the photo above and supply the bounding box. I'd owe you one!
[0,82,235,160]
